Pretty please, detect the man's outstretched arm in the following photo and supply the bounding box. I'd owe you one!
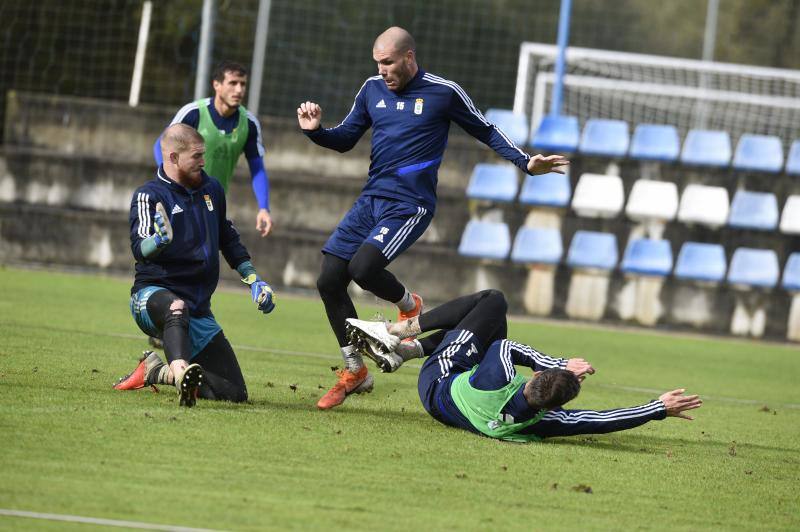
[519,389,702,438]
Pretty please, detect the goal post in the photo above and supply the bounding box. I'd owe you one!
[515,43,800,145]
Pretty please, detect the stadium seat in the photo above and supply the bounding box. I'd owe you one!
[571,173,624,218]
[727,248,780,288]
[620,238,673,276]
[779,195,800,234]
[630,124,680,162]
[518,172,571,207]
[733,134,784,173]
[677,184,730,228]
[680,129,732,167]
[566,231,618,270]
[511,227,563,264]
[727,190,779,231]
[578,119,630,157]
[782,253,800,291]
[466,163,518,202]
[485,108,528,146]
[786,140,800,175]
[625,179,679,222]
[674,242,727,283]
[529,115,580,153]
[458,220,510,260]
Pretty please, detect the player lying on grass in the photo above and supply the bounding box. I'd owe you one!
[114,123,276,407]
[346,290,701,441]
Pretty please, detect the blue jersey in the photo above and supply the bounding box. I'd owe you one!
[423,335,667,439]
[129,167,250,318]
[303,69,531,212]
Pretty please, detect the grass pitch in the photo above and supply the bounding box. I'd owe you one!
[0,266,798,531]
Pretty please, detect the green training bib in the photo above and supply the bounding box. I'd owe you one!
[196,99,249,192]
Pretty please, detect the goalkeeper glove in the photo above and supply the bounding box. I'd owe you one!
[241,274,276,314]
[153,202,173,248]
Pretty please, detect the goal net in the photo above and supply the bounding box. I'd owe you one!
[514,43,800,145]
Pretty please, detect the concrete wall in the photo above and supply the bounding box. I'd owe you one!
[1,92,796,341]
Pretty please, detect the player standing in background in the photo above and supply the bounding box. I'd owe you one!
[154,61,273,238]
[346,290,702,441]
[115,124,276,407]
[297,27,569,410]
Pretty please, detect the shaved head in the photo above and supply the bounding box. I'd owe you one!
[373,27,418,92]
[161,123,204,155]
[374,26,416,54]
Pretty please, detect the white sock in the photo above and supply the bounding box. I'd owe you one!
[341,345,364,372]
[395,339,423,361]
[395,290,416,312]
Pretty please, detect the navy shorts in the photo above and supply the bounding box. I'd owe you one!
[418,329,482,426]
[323,195,432,262]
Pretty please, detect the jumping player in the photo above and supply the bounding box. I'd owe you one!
[297,27,569,409]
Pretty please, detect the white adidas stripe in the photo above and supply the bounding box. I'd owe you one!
[436,330,472,380]
[169,98,208,126]
[383,207,427,259]
[329,76,382,130]
[541,401,663,423]
[246,109,265,157]
[499,340,515,381]
[136,192,151,238]
[423,73,528,159]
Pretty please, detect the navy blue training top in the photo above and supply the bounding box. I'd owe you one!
[129,167,250,317]
[304,69,532,212]
[438,337,667,439]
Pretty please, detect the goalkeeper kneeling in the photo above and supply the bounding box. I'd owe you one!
[115,124,276,407]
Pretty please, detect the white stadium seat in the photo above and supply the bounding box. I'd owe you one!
[571,173,624,218]
[780,195,800,235]
[677,184,730,228]
[625,179,679,222]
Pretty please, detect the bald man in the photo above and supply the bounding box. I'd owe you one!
[115,124,276,407]
[298,27,569,409]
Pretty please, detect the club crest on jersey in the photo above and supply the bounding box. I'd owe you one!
[203,194,213,211]
[376,99,386,108]
[396,101,405,110]
[414,98,424,115]
[373,226,390,243]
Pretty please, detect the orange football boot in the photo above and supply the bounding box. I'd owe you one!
[317,366,373,410]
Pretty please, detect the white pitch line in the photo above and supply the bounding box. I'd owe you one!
[0,509,221,531]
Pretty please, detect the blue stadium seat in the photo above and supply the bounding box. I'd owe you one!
[728,190,779,231]
[733,134,783,173]
[466,163,518,202]
[458,220,511,260]
[530,115,580,153]
[620,238,673,276]
[485,108,528,146]
[786,140,800,175]
[727,248,780,288]
[566,231,618,270]
[511,227,563,264]
[782,253,800,291]
[630,124,680,162]
[579,119,630,157]
[674,242,727,283]
[518,172,571,207]
[680,129,732,167]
